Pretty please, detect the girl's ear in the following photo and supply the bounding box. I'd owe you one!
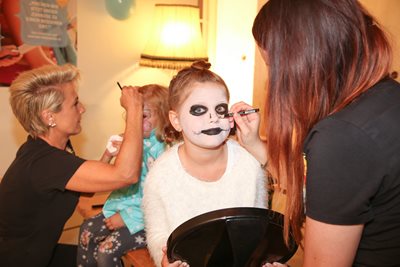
[169,110,182,132]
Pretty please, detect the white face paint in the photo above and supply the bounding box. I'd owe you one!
[178,82,231,148]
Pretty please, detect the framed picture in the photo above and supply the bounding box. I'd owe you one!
[0,0,77,86]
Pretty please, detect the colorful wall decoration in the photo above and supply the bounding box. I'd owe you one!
[0,0,77,86]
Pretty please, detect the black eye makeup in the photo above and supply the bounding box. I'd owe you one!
[215,103,228,116]
[189,103,229,117]
[190,105,208,116]
[143,109,152,119]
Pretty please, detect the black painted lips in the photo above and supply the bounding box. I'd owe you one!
[201,128,224,135]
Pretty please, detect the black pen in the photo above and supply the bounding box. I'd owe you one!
[117,82,123,90]
[224,108,260,118]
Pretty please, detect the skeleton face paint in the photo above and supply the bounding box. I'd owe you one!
[189,103,228,117]
[178,82,230,148]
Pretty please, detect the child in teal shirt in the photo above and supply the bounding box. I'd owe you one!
[77,84,169,267]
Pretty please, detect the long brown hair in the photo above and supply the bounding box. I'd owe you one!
[252,0,392,245]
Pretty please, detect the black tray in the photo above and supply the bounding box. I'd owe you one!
[167,207,298,267]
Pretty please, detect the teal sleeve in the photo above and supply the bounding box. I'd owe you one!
[120,207,145,234]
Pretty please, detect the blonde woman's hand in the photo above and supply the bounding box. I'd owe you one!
[120,85,143,114]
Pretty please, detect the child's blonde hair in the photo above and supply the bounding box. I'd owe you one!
[138,84,169,142]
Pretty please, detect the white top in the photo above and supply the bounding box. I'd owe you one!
[142,139,267,266]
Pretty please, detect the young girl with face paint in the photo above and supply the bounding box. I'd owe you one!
[77,84,169,267]
[142,61,268,267]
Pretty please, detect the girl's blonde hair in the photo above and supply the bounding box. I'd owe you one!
[138,84,169,142]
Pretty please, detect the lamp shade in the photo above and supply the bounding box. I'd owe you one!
[140,4,208,70]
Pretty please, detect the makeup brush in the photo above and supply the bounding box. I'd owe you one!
[224,108,259,118]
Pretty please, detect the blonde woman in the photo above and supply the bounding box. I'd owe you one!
[0,64,144,266]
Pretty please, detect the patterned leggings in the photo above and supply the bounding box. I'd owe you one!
[77,213,146,267]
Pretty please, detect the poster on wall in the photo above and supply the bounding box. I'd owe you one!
[0,0,77,86]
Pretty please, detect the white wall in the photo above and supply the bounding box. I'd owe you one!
[0,89,26,174]
[359,0,400,79]
[0,0,259,177]
[213,1,258,105]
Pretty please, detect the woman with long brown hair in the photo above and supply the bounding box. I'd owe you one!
[231,0,400,266]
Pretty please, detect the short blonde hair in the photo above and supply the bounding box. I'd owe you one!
[9,64,80,138]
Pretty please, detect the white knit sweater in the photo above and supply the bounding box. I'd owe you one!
[142,139,267,266]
